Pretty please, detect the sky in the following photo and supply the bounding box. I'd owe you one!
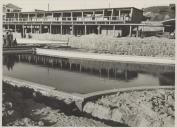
[2,0,176,12]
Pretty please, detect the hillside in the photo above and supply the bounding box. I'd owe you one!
[143,5,175,21]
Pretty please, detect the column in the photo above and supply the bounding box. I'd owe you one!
[82,11,84,20]
[163,27,165,32]
[113,25,115,36]
[130,8,133,19]
[22,25,25,37]
[17,13,19,21]
[119,10,121,20]
[71,25,74,35]
[103,10,105,20]
[14,24,16,32]
[84,25,87,35]
[61,12,63,21]
[97,26,101,34]
[31,24,33,33]
[50,24,52,34]
[111,9,114,20]
[60,25,63,35]
[71,12,73,21]
[7,24,10,30]
[93,11,95,20]
[40,25,42,33]
[129,25,132,37]
[136,26,139,37]
[35,13,37,21]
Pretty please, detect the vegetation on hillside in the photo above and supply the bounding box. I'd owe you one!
[143,5,175,21]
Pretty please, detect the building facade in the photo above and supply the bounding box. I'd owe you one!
[3,4,147,37]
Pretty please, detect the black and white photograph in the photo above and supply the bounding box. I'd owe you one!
[2,0,175,127]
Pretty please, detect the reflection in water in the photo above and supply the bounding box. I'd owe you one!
[3,53,175,86]
[159,72,175,85]
[3,54,19,71]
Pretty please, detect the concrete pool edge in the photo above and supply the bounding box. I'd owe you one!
[3,76,174,111]
[3,76,84,101]
[35,48,175,65]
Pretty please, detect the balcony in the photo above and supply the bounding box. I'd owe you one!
[4,15,132,24]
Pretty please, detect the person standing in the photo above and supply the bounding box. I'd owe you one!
[6,32,10,47]
[13,38,17,47]
[3,35,6,47]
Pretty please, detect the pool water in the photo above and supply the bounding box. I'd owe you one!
[3,54,175,94]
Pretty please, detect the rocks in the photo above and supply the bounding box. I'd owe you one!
[111,109,123,123]
[38,121,44,126]
[83,102,95,114]
[92,104,112,120]
[83,88,175,127]
[167,106,174,116]
[12,118,36,126]
[167,95,174,106]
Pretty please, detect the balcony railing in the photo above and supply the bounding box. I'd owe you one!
[4,16,131,23]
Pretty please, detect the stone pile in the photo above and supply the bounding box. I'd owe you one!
[83,88,175,127]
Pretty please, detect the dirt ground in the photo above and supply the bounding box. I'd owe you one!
[2,82,108,127]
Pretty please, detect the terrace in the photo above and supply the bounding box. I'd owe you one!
[3,7,142,24]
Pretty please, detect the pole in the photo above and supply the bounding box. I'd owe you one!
[48,3,49,11]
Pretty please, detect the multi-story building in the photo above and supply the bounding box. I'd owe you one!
[3,3,146,37]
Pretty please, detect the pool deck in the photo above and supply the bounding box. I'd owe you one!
[17,38,68,45]
[36,48,175,65]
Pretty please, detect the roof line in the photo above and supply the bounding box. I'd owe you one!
[6,7,142,14]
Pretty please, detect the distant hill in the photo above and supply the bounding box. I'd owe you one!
[143,5,175,21]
